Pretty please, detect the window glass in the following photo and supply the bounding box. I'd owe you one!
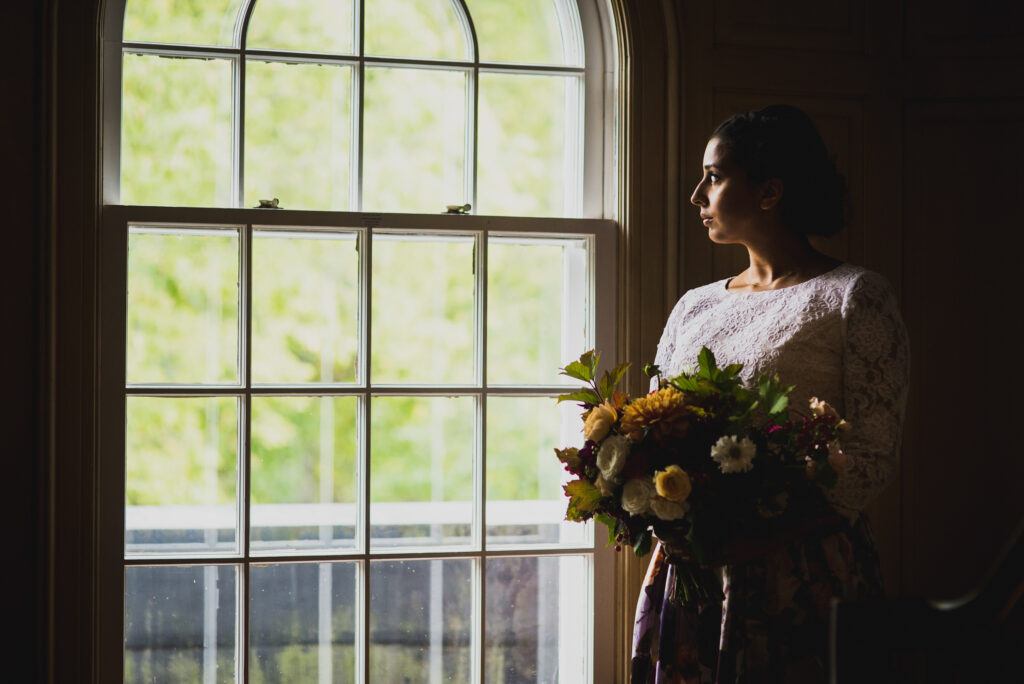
[250,562,358,681]
[125,565,238,684]
[251,230,360,385]
[466,0,578,65]
[364,0,469,60]
[488,237,588,385]
[362,67,468,213]
[245,61,355,211]
[370,396,475,549]
[247,0,355,54]
[250,396,359,553]
[485,555,590,682]
[125,397,239,556]
[370,559,473,681]
[123,0,243,47]
[477,73,581,217]
[121,55,234,208]
[486,397,585,547]
[127,226,240,385]
[370,234,476,384]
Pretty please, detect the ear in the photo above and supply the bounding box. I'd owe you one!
[759,178,783,210]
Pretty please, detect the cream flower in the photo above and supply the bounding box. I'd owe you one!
[653,464,692,502]
[836,419,853,440]
[594,473,616,497]
[650,497,689,521]
[596,434,630,480]
[621,478,655,515]
[583,402,617,442]
[710,435,757,474]
[809,397,840,420]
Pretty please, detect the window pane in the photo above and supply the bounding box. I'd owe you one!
[123,0,243,47]
[477,73,581,217]
[371,234,475,384]
[467,0,579,66]
[245,61,354,211]
[486,397,587,547]
[247,0,355,54]
[250,562,357,682]
[370,396,474,549]
[127,226,240,385]
[370,559,473,682]
[122,54,233,207]
[125,397,239,556]
[252,230,360,384]
[488,237,588,385]
[124,565,238,684]
[251,396,359,553]
[362,67,468,213]
[365,0,469,60]
[485,555,589,683]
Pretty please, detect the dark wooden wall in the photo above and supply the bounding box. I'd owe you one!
[10,1,1024,681]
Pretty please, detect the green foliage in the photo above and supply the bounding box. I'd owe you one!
[563,479,602,521]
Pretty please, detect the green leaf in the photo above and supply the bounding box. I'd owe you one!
[598,362,628,398]
[583,350,600,378]
[643,362,661,378]
[556,389,602,405]
[560,360,593,382]
[554,447,582,471]
[595,512,618,546]
[723,363,744,378]
[670,375,700,392]
[564,479,603,521]
[633,528,653,557]
[697,347,717,379]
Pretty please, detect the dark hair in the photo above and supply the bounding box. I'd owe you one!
[711,105,847,237]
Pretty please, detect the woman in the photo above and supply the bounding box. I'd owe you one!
[631,105,910,683]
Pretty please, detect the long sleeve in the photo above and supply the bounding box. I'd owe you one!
[829,271,911,518]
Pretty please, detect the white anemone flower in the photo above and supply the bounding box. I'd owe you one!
[650,497,689,521]
[621,478,655,516]
[710,435,757,474]
[596,434,630,480]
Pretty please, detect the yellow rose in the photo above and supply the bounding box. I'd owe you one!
[583,402,617,442]
[653,464,692,502]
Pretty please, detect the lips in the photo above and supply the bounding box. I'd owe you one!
[701,215,713,225]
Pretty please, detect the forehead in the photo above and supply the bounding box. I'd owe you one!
[702,137,730,168]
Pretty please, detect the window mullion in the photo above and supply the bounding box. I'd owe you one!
[240,222,253,684]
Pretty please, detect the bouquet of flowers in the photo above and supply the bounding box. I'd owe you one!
[555,348,851,583]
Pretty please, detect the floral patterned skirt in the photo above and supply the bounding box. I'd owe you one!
[630,517,883,684]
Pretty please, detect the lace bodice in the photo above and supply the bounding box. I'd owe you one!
[653,263,910,520]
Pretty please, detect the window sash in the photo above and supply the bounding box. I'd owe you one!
[101,204,617,682]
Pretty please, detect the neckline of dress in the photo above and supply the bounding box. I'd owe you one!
[721,262,849,295]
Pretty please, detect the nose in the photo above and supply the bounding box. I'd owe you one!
[690,181,706,207]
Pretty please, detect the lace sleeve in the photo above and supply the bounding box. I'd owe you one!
[651,294,689,391]
[829,271,911,518]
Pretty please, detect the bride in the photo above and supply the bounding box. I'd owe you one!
[631,105,910,683]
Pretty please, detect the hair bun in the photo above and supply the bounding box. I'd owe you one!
[712,105,847,237]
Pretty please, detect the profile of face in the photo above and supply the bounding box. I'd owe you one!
[689,137,778,245]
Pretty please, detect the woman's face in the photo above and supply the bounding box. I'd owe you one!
[689,137,766,245]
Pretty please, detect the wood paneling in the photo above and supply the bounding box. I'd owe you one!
[906,0,1024,58]
[715,0,866,54]
[901,100,1024,598]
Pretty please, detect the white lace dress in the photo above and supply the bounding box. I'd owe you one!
[632,263,910,683]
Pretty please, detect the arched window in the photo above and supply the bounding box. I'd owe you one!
[101,1,617,681]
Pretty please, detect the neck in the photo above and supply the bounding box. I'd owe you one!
[734,235,839,290]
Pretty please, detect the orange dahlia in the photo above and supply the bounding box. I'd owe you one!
[619,387,692,442]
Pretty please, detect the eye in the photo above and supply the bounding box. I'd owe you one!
[708,172,720,183]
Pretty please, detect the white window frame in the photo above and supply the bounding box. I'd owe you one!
[98,2,620,682]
